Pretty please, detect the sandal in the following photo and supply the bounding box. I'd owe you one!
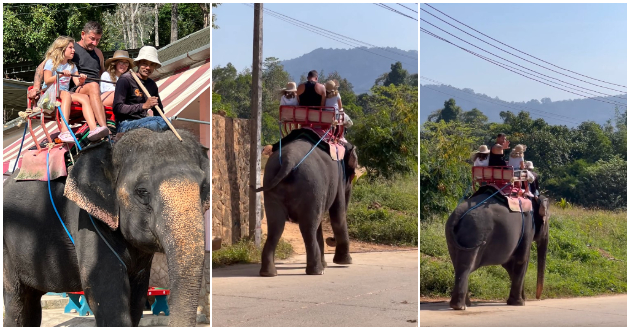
[87,126,111,142]
[58,131,75,143]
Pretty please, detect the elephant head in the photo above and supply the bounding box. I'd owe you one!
[64,128,209,326]
[533,195,550,299]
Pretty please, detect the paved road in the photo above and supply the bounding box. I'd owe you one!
[212,250,418,327]
[420,295,627,327]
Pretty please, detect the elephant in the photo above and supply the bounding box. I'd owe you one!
[445,190,550,310]
[255,138,358,276]
[3,128,209,326]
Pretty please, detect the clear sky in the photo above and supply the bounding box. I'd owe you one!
[420,3,627,103]
[212,3,419,72]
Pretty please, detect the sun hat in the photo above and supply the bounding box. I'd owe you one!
[105,50,134,69]
[470,145,490,162]
[525,161,534,170]
[325,80,338,92]
[283,82,297,92]
[134,46,161,69]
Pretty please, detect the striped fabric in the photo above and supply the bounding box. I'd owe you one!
[3,62,210,172]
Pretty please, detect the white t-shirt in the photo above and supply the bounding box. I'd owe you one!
[100,71,116,93]
[474,157,489,167]
[42,60,77,91]
[508,156,524,169]
[280,95,298,106]
[325,94,341,112]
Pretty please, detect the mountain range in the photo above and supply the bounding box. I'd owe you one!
[420,84,627,127]
[280,47,418,94]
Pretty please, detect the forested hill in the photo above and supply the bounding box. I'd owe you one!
[281,47,418,94]
[420,84,627,127]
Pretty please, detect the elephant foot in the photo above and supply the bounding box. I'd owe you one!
[259,265,277,277]
[465,294,472,307]
[305,265,325,275]
[322,259,328,268]
[333,253,352,265]
[506,297,525,306]
[449,298,466,310]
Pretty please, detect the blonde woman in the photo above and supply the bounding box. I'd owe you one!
[280,82,299,106]
[100,50,134,107]
[41,36,109,142]
[324,80,353,127]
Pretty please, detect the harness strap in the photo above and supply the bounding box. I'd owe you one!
[278,121,282,165]
[12,122,29,172]
[292,126,333,171]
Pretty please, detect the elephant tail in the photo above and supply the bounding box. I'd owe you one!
[446,212,487,251]
[250,157,295,193]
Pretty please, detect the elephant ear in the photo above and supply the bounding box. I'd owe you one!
[538,196,549,223]
[344,145,358,183]
[64,142,119,230]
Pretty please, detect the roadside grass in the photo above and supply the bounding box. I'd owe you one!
[347,174,418,246]
[420,206,627,300]
[212,237,293,268]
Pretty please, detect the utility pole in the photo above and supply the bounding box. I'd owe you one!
[248,3,263,247]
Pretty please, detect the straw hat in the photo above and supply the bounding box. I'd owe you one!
[325,80,338,92]
[105,50,134,69]
[510,144,527,158]
[282,82,297,92]
[134,46,162,69]
[524,161,534,170]
[471,145,490,161]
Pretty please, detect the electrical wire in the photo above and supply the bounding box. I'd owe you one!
[375,3,418,21]
[423,3,626,88]
[420,10,627,96]
[243,4,417,66]
[421,28,626,108]
[420,76,582,124]
[397,3,418,13]
[420,22,627,105]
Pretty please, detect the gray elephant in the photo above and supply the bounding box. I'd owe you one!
[255,138,358,276]
[3,129,209,326]
[445,190,550,310]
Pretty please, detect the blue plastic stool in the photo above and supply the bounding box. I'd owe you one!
[64,293,93,316]
[151,296,170,316]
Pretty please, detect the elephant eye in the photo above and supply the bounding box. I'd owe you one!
[135,188,151,205]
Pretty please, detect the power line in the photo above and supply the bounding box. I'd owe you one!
[420,76,582,124]
[420,9,627,96]
[397,3,418,14]
[421,28,626,108]
[243,4,417,66]
[420,20,627,104]
[375,3,418,21]
[423,3,626,88]
[262,6,418,61]
[12,4,116,17]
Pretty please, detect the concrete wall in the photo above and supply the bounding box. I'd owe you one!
[212,114,251,245]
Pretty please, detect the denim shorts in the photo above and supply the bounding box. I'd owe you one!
[117,116,170,134]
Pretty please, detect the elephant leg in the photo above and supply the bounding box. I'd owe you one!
[317,223,327,268]
[260,197,287,277]
[3,282,44,326]
[329,196,352,265]
[299,216,325,275]
[465,292,472,307]
[129,256,153,326]
[505,251,530,306]
[450,248,479,310]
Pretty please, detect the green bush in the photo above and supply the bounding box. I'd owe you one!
[212,237,293,268]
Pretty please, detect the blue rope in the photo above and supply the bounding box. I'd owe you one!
[47,150,75,246]
[292,126,333,171]
[459,183,511,220]
[516,198,525,247]
[278,121,282,165]
[88,214,127,273]
[57,106,81,151]
[12,121,28,172]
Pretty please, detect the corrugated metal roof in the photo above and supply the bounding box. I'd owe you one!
[157,26,210,63]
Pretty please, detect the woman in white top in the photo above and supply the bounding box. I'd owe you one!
[471,145,491,166]
[508,144,527,169]
[100,50,134,107]
[324,80,353,128]
[280,82,299,106]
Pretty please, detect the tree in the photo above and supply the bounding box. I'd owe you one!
[460,108,488,126]
[212,3,220,29]
[383,61,408,86]
[439,99,462,123]
[171,3,178,43]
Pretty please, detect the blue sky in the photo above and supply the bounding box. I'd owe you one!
[212,3,419,72]
[420,3,627,103]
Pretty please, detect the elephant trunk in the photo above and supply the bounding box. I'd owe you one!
[535,225,549,300]
[159,178,206,326]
